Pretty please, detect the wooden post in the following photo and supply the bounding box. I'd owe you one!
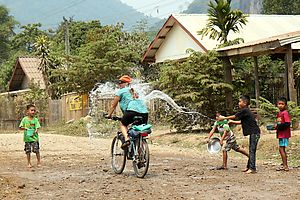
[253,56,260,107]
[285,44,297,103]
[223,57,233,113]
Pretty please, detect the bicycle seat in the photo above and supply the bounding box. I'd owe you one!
[132,116,144,125]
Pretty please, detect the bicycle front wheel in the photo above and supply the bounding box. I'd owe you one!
[111,136,126,174]
[133,139,150,178]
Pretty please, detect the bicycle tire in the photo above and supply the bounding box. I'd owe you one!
[133,138,150,178]
[111,135,126,174]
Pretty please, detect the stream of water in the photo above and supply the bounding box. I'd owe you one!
[87,80,214,139]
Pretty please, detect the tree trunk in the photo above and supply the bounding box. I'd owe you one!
[253,56,260,107]
[285,44,297,103]
[223,57,233,113]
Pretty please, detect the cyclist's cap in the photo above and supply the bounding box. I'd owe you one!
[118,75,132,84]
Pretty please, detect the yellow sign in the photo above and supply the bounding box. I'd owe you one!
[69,95,82,111]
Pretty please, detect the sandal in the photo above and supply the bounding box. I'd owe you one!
[121,140,130,150]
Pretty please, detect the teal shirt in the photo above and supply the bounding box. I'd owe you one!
[19,116,41,142]
[115,87,133,113]
[127,99,148,113]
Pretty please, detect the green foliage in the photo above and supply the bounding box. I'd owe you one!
[0,5,18,63]
[47,120,89,137]
[13,82,49,120]
[255,97,277,124]
[262,0,300,14]
[11,23,46,52]
[51,23,149,93]
[52,19,102,56]
[287,101,300,124]
[0,51,28,92]
[255,96,300,126]
[232,55,285,102]
[156,51,231,124]
[198,0,248,43]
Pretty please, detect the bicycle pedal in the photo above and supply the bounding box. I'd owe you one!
[137,162,145,169]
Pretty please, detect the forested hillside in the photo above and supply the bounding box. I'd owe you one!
[184,0,263,14]
[0,0,160,30]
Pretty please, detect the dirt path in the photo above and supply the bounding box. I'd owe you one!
[0,133,299,200]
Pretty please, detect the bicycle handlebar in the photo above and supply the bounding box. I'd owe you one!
[104,114,121,121]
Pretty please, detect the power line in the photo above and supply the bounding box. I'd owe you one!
[31,0,186,30]
[40,0,87,21]
[100,0,180,22]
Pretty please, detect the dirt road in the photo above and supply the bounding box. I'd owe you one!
[0,133,299,200]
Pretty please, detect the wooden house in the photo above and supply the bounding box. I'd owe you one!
[8,57,45,92]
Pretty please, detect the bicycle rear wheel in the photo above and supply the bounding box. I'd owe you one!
[133,139,150,178]
[111,135,126,174]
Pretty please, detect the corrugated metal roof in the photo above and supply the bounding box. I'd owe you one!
[9,57,46,91]
[217,31,300,57]
[142,14,300,63]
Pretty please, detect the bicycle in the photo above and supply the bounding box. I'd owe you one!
[106,116,152,178]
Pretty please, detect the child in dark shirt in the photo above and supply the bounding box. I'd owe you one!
[218,95,260,174]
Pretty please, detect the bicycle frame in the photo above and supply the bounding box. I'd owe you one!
[108,115,151,178]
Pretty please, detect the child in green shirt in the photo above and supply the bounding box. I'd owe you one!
[207,111,249,170]
[19,104,41,168]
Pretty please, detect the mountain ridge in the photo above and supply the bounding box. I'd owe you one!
[0,0,161,30]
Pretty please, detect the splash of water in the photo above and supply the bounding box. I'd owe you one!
[87,80,214,138]
[143,90,184,112]
[143,90,214,121]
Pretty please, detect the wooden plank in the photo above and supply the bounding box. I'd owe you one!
[253,56,260,107]
[285,44,297,103]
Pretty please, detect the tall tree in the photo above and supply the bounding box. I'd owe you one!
[11,23,46,53]
[0,5,17,64]
[51,22,149,93]
[198,0,248,44]
[52,19,102,56]
[198,0,248,111]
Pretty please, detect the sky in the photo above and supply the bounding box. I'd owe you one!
[120,0,194,19]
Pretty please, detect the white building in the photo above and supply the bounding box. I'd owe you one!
[142,14,300,63]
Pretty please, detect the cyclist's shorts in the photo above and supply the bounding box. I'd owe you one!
[121,111,148,126]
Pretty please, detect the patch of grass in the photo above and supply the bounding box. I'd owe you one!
[45,120,89,137]
[44,117,121,138]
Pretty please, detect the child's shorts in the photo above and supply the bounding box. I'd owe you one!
[24,141,40,154]
[279,138,289,147]
[223,137,240,152]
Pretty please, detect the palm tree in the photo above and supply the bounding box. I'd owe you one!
[198,0,248,44]
[198,0,248,111]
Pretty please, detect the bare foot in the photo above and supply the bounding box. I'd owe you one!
[28,164,32,168]
[241,168,248,172]
[37,163,41,167]
[276,166,289,171]
[245,169,256,174]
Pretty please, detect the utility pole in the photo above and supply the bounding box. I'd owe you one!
[63,16,70,55]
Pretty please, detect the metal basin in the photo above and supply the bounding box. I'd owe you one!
[207,137,221,154]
